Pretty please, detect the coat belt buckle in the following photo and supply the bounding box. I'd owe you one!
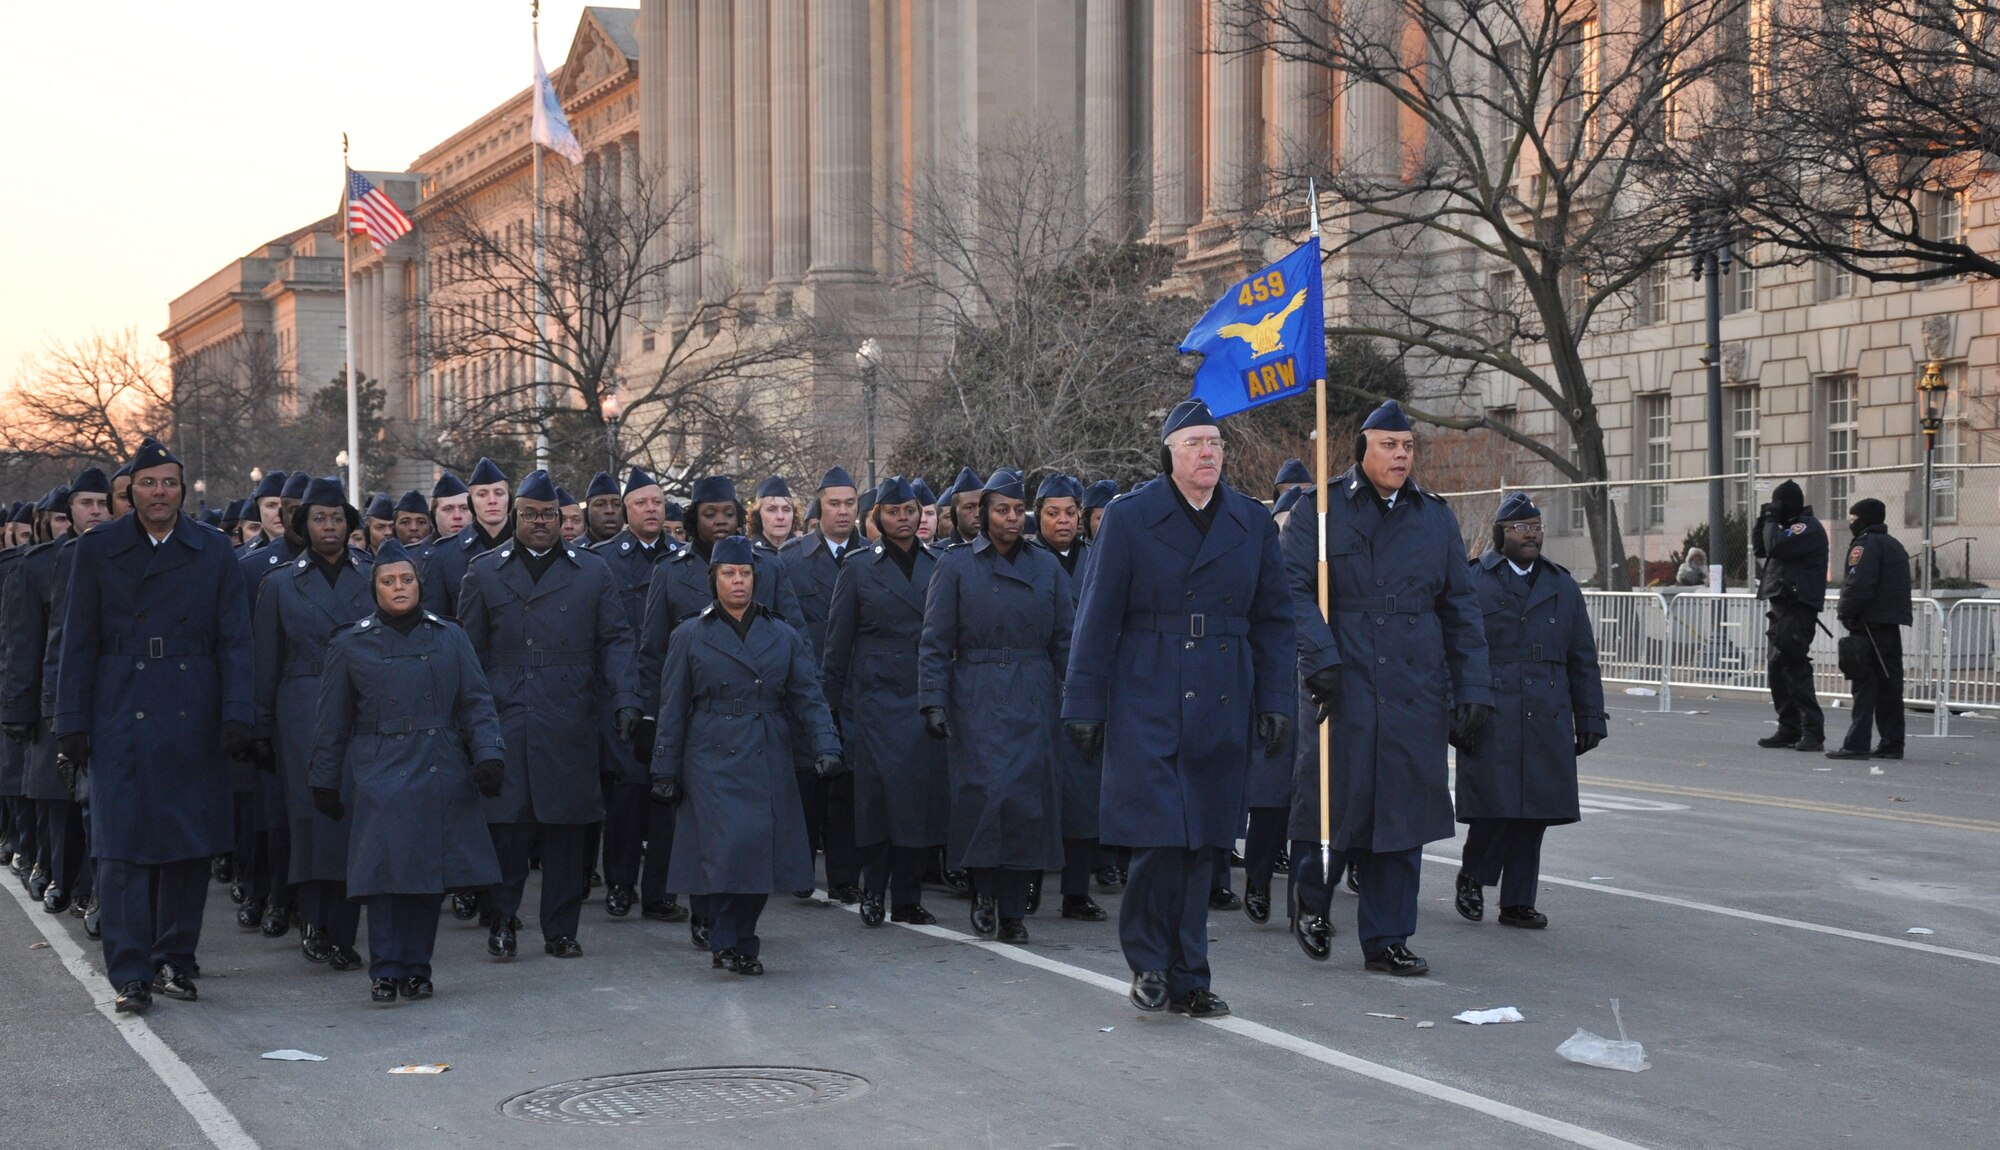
[1383,595,1398,615]
[1532,643,1544,662]
[148,637,165,660]
[530,649,549,668]
[1189,613,1206,639]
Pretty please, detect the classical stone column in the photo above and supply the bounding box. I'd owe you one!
[1204,3,1258,223]
[619,134,640,212]
[1270,38,1327,179]
[809,0,872,279]
[733,0,773,294]
[665,0,701,315]
[383,257,407,408]
[356,269,374,390]
[1150,0,1200,239]
[1341,0,1400,182]
[1084,0,1129,234]
[638,0,670,319]
[698,0,736,296]
[769,0,810,288]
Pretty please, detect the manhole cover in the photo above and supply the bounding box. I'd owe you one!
[500,1067,871,1127]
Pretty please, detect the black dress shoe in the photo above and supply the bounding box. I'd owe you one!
[228,880,247,905]
[7,852,25,876]
[969,895,999,938]
[1497,905,1548,929]
[1061,895,1108,922]
[587,869,601,892]
[452,892,481,921]
[26,865,49,900]
[689,915,709,949]
[643,899,690,923]
[399,976,433,1000]
[42,886,68,913]
[114,980,152,1014]
[83,902,101,940]
[1873,747,1904,760]
[1209,887,1242,911]
[1345,868,1360,895]
[733,954,764,976]
[792,889,816,900]
[1092,866,1125,891]
[605,884,634,918]
[1454,870,1484,922]
[829,883,863,906]
[211,855,233,884]
[1825,747,1871,760]
[997,918,1029,944]
[301,927,333,964]
[370,978,398,1003]
[1169,988,1230,1018]
[1243,888,1271,924]
[488,918,519,958]
[1793,739,1826,752]
[942,869,972,896]
[712,947,742,972]
[69,894,87,918]
[1227,848,1246,869]
[260,905,291,938]
[153,963,198,1001]
[858,891,885,927]
[890,904,936,925]
[544,936,583,958]
[327,944,363,971]
[1364,943,1429,976]
[1129,970,1169,1012]
[1757,731,1801,748]
[1293,912,1333,961]
[1024,876,1042,916]
[1273,848,1291,876]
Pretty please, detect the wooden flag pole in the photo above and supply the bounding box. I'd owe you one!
[341,132,361,504]
[1308,178,1332,884]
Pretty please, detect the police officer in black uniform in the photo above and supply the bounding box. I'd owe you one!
[1753,480,1829,751]
[1827,498,1912,761]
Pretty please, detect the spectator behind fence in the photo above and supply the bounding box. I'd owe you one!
[1675,548,1709,587]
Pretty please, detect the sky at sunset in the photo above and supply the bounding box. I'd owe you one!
[0,0,595,386]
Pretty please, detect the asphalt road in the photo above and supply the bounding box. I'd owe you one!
[3,696,1996,1149]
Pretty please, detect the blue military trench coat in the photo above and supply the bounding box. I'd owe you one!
[778,530,856,660]
[1281,466,1492,852]
[636,543,802,712]
[821,541,947,848]
[310,612,505,896]
[0,545,27,797]
[55,515,254,864]
[1064,478,1293,850]
[458,542,639,826]
[592,528,673,785]
[919,536,1070,871]
[253,551,374,882]
[418,524,503,618]
[1037,539,1105,838]
[1454,552,1604,824]
[651,606,839,894]
[3,540,65,803]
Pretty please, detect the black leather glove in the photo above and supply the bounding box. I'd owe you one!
[2,722,35,745]
[814,753,848,779]
[1303,667,1343,725]
[614,707,643,743]
[1258,712,1290,759]
[56,750,83,796]
[57,732,90,774]
[473,758,505,797]
[1449,702,1493,755]
[221,720,256,759]
[1575,730,1603,756]
[1066,721,1104,753]
[630,717,657,756]
[649,776,682,806]
[922,706,952,740]
[310,786,345,821]
[249,739,278,773]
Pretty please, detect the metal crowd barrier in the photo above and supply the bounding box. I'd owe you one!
[1581,591,1673,712]
[1942,599,2000,731]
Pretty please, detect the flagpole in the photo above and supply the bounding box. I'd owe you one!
[531,0,551,471]
[343,133,362,503]
[1308,178,1332,885]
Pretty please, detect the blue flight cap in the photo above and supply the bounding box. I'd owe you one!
[395,489,430,515]
[302,475,346,508]
[365,493,395,520]
[281,471,312,501]
[1360,399,1412,433]
[219,499,241,522]
[1082,479,1118,510]
[129,438,181,474]
[36,487,66,513]
[754,475,791,501]
[945,467,983,503]
[200,507,222,527]
[663,501,685,523]
[112,459,136,481]
[982,469,1026,500]
[556,486,578,508]
[251,470,288,501]
[8,500,31,524]
[1274,458,1312,487]
[805,496,821,521]
[876,475,918,506]
[624,467,661,496]
[468,457,508,487]
[911,477,936,506]
[1034,473,1082,504]
[1162,399,1217,442]
[585,471,620,500]
[818,466,857,491]
[373,538,418,569]
[431,471,468,500]
[856,488,876,518]
[1274,486,1307,516]
[688,475,738,506]
[1494,491,1541,523]
[514,469,558,502]
[709,535,755,567]
[68,467,112,498]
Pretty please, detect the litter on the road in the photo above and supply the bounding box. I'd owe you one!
[1906,927,1936,936]
[1869,766,1886,776]
[1365,1012,1408,1020]
[389,1064,450,1075]
[1416,1021,1435,1029]
[29,941,48,950]
[261,1050,326,1062]
[1588,876,1614,882]
[1558,1029,1650,1072]
[1453,1007,1525,1025]
[1099,1027,1115,1033]
[1623,687,1657,696]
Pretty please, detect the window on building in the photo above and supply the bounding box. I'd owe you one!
[1486,269,1521,349]
[1720,255,1755,314]
[1922,189,1965,246]
[1816,259,1854,301]
[1639,393,1670,528]
[1728,386,1760,517]
[1822,373,1858,520]
[1635,263,1669,326]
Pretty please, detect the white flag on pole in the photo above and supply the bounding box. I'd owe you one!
[531,43,584,165]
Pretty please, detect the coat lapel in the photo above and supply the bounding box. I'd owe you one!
[877,545,930,614]
[699,612,766,675]
[140,517,199,582]
[526,550,579,602]
[1137,479,1203,561]
[1189,492,1250,573]
[295,556,365,624]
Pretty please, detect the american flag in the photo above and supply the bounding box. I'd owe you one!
[347,171,413,252]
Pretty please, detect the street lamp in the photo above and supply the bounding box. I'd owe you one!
[602,390,623,476]
[1692,206,1734,593]
[1916,360,1948,599]
[249,467,264,484]
[856,337,882,492]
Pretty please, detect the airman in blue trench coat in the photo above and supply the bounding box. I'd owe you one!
[237,475,305,939]
[820,477,947,927]
[1281,401,1493,977]
[1451,493,1605,929]
[55,440,256,1012]
[310,539,505,1003]
[419,457,512,619]
[0,503,36,878]
[457,470,640,960]
[3,489,71,905]
[1029,473,1109,923]
[919,470,1071,945]
[1063,401,1294,1018]
[251,477,374,969]
[649,536,841,975]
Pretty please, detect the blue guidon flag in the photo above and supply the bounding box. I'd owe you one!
[1178,239,1327,419]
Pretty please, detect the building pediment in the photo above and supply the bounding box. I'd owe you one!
[557,8,639,103]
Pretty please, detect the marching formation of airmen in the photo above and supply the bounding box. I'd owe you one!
[0,398,1626,1018]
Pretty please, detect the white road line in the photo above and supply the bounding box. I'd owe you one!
[824,894,1654,1150]
[1421,853,2000,968]
[0,876,259,1150]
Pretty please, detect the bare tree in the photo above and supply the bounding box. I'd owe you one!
[0,330,172,488]
[1250,0,1745,585]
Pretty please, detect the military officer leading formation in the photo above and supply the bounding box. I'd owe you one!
[2,398,1633,1018]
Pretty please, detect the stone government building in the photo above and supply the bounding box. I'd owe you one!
[162,0,1999,585]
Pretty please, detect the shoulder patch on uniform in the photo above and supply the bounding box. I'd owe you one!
[295,557,309,568]
[620,541,631,552]
[357,618,372,629]
[269,554,282,565]
[566,549,576,558]
[874,545,884,554]
[1848,545,1865,567]
[1787,522,1808,536]
[500,547,513,558]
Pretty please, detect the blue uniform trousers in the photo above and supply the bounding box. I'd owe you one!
[97,857,208,986]
[796,770,859,887]
[366,894,441,980]
[600,779,648,892]
[37,798,89,900]
[1460,819,1548,911]
[300,879,360,949]
[971,866,1033,919]
[488,821,588,940]
[638,801,679,910]
[1242,806,1287,894]
[2,795,34,867]
[1288,841,1421,956]
[696,893,769,957]
[1119,846,1215,998]
[1054,836,1097,898]
[860,842,928,907]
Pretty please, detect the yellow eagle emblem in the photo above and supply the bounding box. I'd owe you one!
[1216,290,1308,358]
